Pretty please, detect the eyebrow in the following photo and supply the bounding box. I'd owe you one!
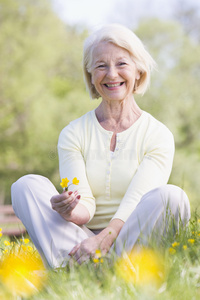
[93,56,129,65]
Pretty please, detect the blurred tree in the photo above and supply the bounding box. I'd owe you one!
[135,19,200,209]
[0,0,94,203]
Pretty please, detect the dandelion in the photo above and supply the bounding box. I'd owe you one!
[169,247,176,255]
[60,177,79,191]
[172,242,180,248]
[4,240,10,246]
[0,232,2,238]
[183,245,187,250]
[188,239,195,244]
[115,247,165,287]
[0,251,47,297]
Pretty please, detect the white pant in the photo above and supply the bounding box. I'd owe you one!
[11,174,190,268]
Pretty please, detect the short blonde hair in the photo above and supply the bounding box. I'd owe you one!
[83,23,156,99]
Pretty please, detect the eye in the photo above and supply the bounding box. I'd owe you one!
[97,64,106,69]
[118,62,127,66]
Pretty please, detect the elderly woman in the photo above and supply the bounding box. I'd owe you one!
[11,24,190,268]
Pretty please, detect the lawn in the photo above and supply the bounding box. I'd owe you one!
[0,213,199,300]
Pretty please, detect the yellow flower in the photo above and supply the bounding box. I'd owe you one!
[198,232,200,237]
[3,249,8,254]
[95,249,102,258]
[172,242,180,248]
[0,252,47,297]
[72,177,79,185]
[60,177,70,189]
[92,249,103,264]
[169,247,176,255]
[198,219,200,223]
[24,238,30,244]
[188,239,195,244]
[4,241,10,246]
[0,233,2,238]
[183,245,187,250]
[27,246,33,252]
[0,228,2,231]
[115,248,165,287]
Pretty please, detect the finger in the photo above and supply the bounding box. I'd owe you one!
[69,243,80,256]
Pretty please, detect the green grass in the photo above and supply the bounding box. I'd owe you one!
[0,213,200,300]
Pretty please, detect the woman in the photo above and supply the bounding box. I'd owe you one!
[11,24,190,268]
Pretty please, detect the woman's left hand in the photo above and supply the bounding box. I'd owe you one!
[69,235,108,264]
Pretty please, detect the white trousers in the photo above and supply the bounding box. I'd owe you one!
[11,174,190,268]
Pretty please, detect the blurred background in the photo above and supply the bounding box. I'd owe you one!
[0,0,199,212]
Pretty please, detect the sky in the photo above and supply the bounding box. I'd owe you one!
[51,0,200,30]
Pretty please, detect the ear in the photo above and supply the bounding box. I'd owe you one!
[136,69,141,80]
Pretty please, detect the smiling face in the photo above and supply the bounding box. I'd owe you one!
[90,42,140,102]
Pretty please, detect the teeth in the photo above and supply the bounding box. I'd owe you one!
[106,83,121,87]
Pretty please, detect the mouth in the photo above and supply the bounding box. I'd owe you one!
[104,82,124,88]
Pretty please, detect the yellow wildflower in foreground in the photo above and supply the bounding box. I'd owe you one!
[169,247,176,255]
[0,232,2,238]
[93,249,104,264]
[183,245,187,250]
[4,240,10,246]
[188,239,195,244]
[172,242,180,248]
[0,252,47,297]
[115,248,165,287]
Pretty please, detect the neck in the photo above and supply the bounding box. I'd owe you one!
[95,96,142,132]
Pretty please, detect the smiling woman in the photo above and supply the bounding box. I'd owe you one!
[11,24,190,268]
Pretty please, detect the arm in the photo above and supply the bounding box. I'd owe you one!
[52,121,96,224]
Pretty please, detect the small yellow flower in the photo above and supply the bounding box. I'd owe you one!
[4,241,10,246]
[198,219,200,223]
[95,249,102,258]
[188,239,195,244]
[22,245,27,251]
[0,233,2,238]
[60,177,70,189]
[3,249,9,254]
[93,258,99,264]
[24,238,30,244]
[27,246,33,252]
[169,247,176,255]
[183,245,187,250]
[172,242,180,248]
[198,232,200,237]
[72,177,79,185]
[0,228,2,231]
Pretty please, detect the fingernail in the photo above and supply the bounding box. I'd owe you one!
[68,191,73,195]
[77,195,81,199]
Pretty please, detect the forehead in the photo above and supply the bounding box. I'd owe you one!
[92,41,131,62]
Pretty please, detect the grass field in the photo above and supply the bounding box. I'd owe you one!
[0,213,200,300]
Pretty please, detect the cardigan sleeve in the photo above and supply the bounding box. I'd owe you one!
[112,123,175,222]
[57,123,96,222]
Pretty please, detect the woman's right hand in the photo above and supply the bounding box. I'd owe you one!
[50,191,81,221]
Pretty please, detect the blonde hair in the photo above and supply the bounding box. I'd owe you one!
[83,23,156,99]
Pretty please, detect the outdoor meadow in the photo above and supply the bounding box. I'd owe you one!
[0,0,200,299]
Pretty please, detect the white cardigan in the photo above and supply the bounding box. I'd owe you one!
[57,109,174,230]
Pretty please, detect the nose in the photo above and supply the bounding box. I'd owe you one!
[107,65,118,79]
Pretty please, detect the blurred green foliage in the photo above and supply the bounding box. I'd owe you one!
[0,0,199,211]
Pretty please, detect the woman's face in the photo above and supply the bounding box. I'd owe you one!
[90,42,140,102]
